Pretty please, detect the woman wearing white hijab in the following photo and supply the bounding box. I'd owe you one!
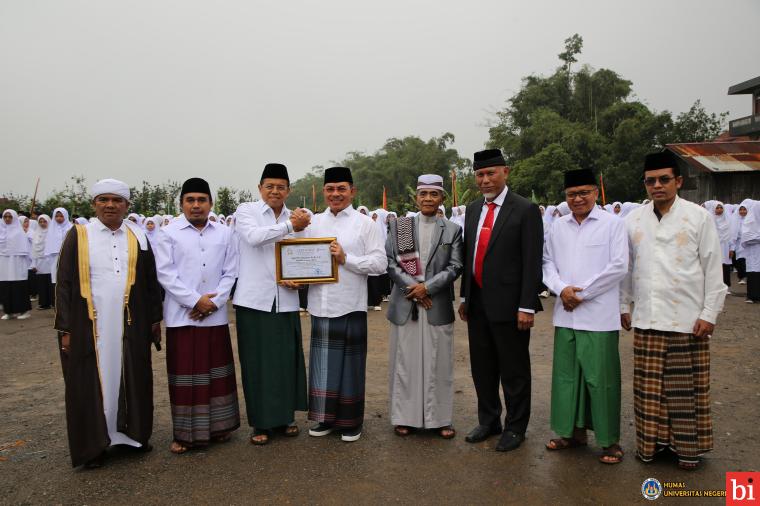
[17,216,38,301]
[1,210,33,319]
[704,201,734,292]
[45,207,73,300]
[732,200,751,285]
[612,202,622,216]
[31,214,54,309]
[143,216,161,246]
[740,200,760,302]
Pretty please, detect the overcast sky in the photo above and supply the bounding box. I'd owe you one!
[2,0,759,197]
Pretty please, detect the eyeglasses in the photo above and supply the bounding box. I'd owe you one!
[643,176,676,186]
[262,184,288,192]
[565,190,595,199]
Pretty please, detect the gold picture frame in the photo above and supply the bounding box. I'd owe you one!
[275,237,339,284]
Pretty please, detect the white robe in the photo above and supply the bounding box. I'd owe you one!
[87,220,141,447]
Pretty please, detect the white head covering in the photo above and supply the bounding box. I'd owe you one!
[91,178,130,200]
[372,208,389,243]
[208,211,218,222]
[556,202,570,216]
[143,216,161,242]
[44,207,73,256]
[741,200,760,246]
[704,201,731,244]
[357,206,369,215]
[31,215,49,259]
[75,217,88,225]
[1,209,30,256]
[620,202,639,217]
[127,213,140,224]
[543,205,557,226]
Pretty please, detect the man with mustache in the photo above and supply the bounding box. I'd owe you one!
[458,149,543,452]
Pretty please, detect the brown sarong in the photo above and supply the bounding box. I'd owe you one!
[633,328,712,462]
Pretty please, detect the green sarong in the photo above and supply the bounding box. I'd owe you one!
[550,327,621,447]
[235,305,307,430]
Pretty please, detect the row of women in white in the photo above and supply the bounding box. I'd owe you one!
[1,196,758,319]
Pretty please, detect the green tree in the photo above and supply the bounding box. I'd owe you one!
[215,187,238,215]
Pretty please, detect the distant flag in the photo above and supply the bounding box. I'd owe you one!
[312,184,316,211]
[382,186,387,210]
[599,173,607,205]
[451,169,458,207]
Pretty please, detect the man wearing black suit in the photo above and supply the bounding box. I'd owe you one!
[458,149,543,452]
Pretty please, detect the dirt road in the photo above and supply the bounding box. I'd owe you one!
[1,280,758,504]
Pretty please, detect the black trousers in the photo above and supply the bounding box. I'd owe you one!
[733,257,747,280]
[747,272,760,302]
[722,264,732,288]
[367,276,383,306]
[36,273,53,308]
[0,280,31,314]
[27,270,37,297]
[466,283,531,434]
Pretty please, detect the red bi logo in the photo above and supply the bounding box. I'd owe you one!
[727,473,758,505]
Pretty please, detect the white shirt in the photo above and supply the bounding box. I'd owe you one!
[155,215,239,327]
[543,206,628,331]
[233,200,300,313]
[465,185,534,314]
[621,196,727,333]
[304,205,387,318]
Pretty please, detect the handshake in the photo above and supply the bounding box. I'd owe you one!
[289,208,311,232]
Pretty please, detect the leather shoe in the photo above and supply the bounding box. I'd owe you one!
[495,430,525,452]
[465,424,502,443]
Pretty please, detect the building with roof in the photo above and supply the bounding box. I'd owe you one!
[666,141,760,203]
[728,76,760,139]
[662,76,760,204]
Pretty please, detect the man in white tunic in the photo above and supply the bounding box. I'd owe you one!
[55,179,163,468]
[385,174,463,438]
[542,169,628,464]
[621,151,726,471]
[304,166,387,442]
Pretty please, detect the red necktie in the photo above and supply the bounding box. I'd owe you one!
[474,202,496,288]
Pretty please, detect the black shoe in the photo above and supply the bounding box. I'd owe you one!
[495,430,525,452]
[341,425,362,442]
[465,424,502,443]
[308,423,334,437]
[83,452,106,469]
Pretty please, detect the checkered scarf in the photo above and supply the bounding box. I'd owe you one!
[394,216,424,281]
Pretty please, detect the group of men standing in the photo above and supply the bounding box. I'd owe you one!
[52,147,724,473]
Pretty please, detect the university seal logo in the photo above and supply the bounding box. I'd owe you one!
[642,478,662,500]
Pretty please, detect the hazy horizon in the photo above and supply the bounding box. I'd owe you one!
[2,0,759,198]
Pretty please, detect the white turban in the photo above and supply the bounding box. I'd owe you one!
[91,178,130,200]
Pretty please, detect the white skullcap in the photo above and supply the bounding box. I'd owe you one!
[416,174,446,193]
[91,178,130,200]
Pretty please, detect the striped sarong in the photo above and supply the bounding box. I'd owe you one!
[308,312,367,428]
[166,325,240,445]
[633,328,712,463]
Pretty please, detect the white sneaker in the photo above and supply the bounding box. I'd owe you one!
[739,279,747,285]
[382,296,389,302]
[308,423,334,437]
[1,314,12,320]
[17,311,31,320]
[340,426,362,442]
[745,299,754,304]
[539,290,550,298]
[373,306,382,311]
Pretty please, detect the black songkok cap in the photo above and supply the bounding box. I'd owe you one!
[563,169,597,189]
[180,177,212,201]
[473,149,507,170]
[324,166,353,185]
[643,150,679,173]
[261,163,290,183]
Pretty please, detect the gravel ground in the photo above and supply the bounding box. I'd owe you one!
[1,276,758,505]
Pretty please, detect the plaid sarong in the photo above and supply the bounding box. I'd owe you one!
[167,325,241,445]
[633,328,712,463]
[308,312,368,428]
[395,216,424,281]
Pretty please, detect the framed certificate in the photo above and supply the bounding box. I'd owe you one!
[275,237,339,284]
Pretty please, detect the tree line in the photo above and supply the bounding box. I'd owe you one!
[2,35,726,217]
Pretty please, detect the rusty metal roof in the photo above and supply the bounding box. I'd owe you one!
[666,141,760,173]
